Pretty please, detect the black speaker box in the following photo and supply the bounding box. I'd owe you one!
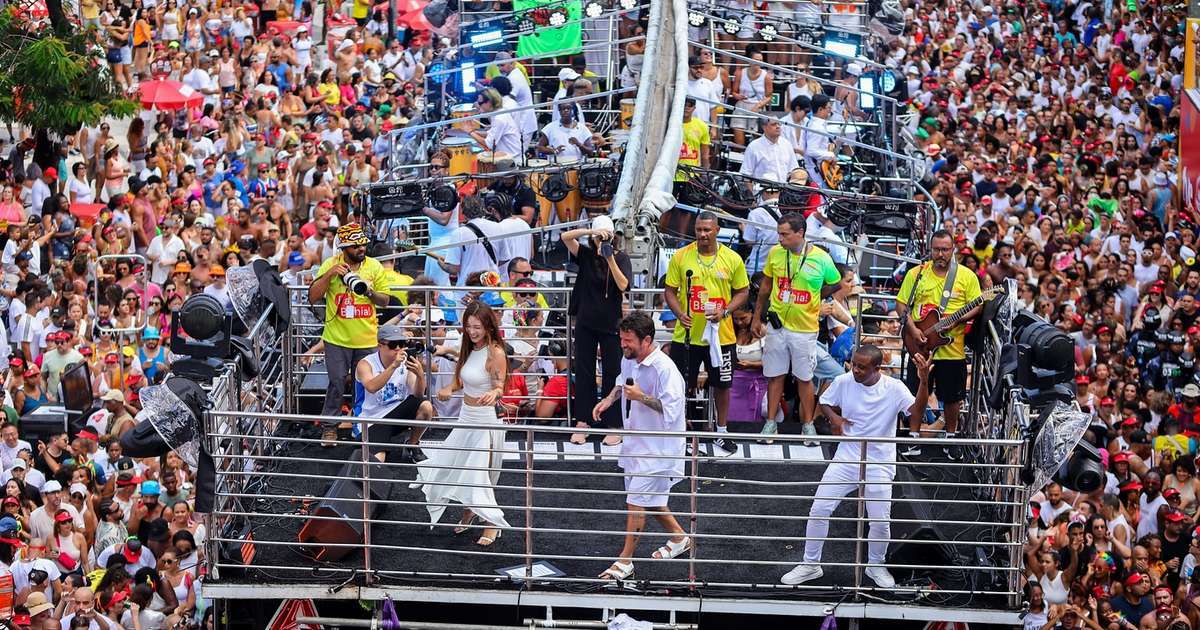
[297,449,392,561]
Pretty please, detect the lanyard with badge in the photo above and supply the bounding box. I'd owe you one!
[781,243,811,306]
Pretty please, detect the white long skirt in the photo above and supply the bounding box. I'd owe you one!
[413,403,510,528]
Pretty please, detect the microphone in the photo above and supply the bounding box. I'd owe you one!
[625,377,634,417]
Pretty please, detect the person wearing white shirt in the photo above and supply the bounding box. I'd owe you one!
[496,54,538,145]
[743,203,779,275]
[145,218,186,285]
[438,203,503,287]
[740,119,798,185]
[537,103,595,162]
[780,95,810,158]
[29,169,54,213]
[60,586,119,630]
[781,346,931,589]
[0,424,30,473]
[470,88,523,159]
[68,163,94,204]
[801,95,837,187]
[686,56,722,125]
[592,311,689,581]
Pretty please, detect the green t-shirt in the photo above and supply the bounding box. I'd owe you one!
[762,244,841,333]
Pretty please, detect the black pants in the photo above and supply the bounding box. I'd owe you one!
[572,323,622,428]
[363,395,424,446]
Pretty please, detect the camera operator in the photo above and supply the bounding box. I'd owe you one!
[562,216,631,445]
[354,325,434,464]
[309,223,392,447]
[437,195,504,287]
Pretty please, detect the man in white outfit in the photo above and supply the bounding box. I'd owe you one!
[781,344,931,589]
[593,311,690,580]
[801,94,837,188]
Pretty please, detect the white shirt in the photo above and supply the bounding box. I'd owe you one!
[496,216,531,273]
[819,371,915,465]
[801,115,836,182]
[29,503,82,540]
[444,218,502,286]
[355,352,410,418]
[743,205,779,275]
[96,542,157,574]
[740,135,798,184]
[68,177,94,204]
[29,179,51,212]
[0,440,30,472]
[539,120,592,162]
[484,111,523,158]
[11,557,60,594]
[146,233,186,284]
[618,345,686,477]
[686,76,721,123]
[2,240,39,274]
[780,112,807,155]
[507,68,538,139]
[1138,493,1167,538]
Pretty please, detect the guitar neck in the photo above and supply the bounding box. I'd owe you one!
[933,296,983,332]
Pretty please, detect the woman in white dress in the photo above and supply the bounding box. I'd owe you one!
[415,301,510,547]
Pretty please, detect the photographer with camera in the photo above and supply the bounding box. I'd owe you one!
[354,325,434,464]
[309,223,393,447]
[562,216,631,445]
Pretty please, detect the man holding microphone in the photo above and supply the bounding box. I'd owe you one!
[781,344,931,588]
[592,312,690,581]
[310,223,394,447]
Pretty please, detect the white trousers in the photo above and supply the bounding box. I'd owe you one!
[803,461,894,565]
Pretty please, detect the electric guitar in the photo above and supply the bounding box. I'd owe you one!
[901,286,1005,358]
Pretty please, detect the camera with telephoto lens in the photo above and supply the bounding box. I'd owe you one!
[405,340,427,355]
[342,271,370,295]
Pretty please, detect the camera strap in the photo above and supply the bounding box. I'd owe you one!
[463,221,498,265]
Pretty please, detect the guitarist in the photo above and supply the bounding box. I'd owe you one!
[895,230,982,462]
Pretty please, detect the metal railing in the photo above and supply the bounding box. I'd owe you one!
[200,282,1030,622]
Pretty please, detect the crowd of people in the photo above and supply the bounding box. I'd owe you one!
[0,0,1190,619]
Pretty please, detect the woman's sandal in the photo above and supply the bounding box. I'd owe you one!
[651,536,692,560]
[454,513,479,535]
[476,527,502,547]
[599,560,634,580]
[570,426,588,445]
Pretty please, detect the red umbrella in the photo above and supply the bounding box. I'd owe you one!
[137,80,203,111]
[398,6,433,31]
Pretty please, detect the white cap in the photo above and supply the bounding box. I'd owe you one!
[558,68,581,82]
[42,480,62,493]
[297,24,309,32]
[9,459,25,471]
[69,483,88,496]
[591,215,615,234]
[337,39,355,52]
[846,63,863,77]
[420,308,447,324]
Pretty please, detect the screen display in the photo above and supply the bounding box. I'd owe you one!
[858,76,876,109]
[460,62,478,94]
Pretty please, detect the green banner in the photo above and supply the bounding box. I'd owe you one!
[513,0,583,58]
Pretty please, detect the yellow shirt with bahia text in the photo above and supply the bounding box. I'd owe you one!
[897,263,982,361]
[318,256,392,349]
[665,243,749,346]
[762,244,841,333]
[675,117,710,182]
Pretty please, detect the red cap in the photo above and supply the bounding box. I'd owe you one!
[1097,325,1112,335]
[77,428,98,441]
[1151,284,1165,294]
[1119,480,1143,492]
[53,510,72,523]
[1113,451,1131,462]
[1101,397,1115,406]
[1122,416,1139,427]
[121,544,140,563]
[1166,509,1188,522]
[1125,571,1146,586]
[1165,487,1182,499]
[1075,375,1090,385]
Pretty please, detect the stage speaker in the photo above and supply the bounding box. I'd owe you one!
[298,449,392,561]
[885,525,960,583]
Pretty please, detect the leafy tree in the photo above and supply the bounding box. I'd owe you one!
[0,0,137,164]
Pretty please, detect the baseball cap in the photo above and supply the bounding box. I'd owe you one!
[41,480,62,493]
[210,264,226,277]
[1165,487,1183,499]
[141,480,160,495]
[1100,397,1115,406]
[1166,509,1188,522]
[1125,571,1146,586]
[0,516,18,533]
[8,459,25,471]
[25,592,52,616]
[378,325,405,342]
[1122,416,1139,427]
[69,483,88,497]
[420,308,446,325]
[558,68,581,82]
[1113,451,1131,463]
[1075,375,1090,385]
[1184,384,1200,398]
[122,538,142,563]
[53,509,72,523]
[115,457,135,472]
[122,346,136,358]
[591,215,615,234]
[142,328,160,341]
[101,389,125,402]
[288,252,305,267]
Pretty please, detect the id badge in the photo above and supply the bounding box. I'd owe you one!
[781,291,792,304]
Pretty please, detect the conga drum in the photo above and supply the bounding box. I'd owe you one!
[620,98,636,129]
[477,151,512,176]
[579,158,619,213]
[526,159,568,228]
[555,158,582,220]
[449,103,478,132]
[441,137,477,176]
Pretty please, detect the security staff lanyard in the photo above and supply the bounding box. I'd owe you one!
[782,242,812,310]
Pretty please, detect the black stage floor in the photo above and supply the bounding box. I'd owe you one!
[218,420,1014,612]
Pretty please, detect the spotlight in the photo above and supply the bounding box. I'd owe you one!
[584,0,604,17]
[760,23,777,41]
[618,0,636,10]
[687,10,706,26]
[516,17,535,34]
[548,9,567,26]
[1054,439,1105,493]
[879,69,897,93]
[721,16,740,34]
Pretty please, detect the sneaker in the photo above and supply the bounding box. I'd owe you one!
[944,444,964,461]
[713,436,738,457]
[800,422,818,447]
[780,564,823,585]
[899,443,921,457]
[864,566,896,589]
[320,428,338,448]
[760,421,778,444]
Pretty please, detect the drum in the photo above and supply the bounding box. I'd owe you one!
[579,158,619,212]
[449,103,478,132]
[619,98,636,129]
[533,158,580,226]
[441,137,476,176]
[477,151,512,176]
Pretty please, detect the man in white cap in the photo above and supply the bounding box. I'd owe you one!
[29,480,82,540]
[495,52,538,146]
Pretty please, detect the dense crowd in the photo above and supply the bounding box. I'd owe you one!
[0,0,1190,620]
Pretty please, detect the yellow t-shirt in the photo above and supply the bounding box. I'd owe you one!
[318,83,340,106]
[379,269,414,303]
[675,117,710,182]
[317,256,391,349]
[81,0,100,20]
[762,244,841,333]
[665,243,749,346]
[352,0,372,19]
[897,262,982,361]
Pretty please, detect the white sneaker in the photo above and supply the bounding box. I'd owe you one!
[780,564,823,585]
[864,566,896,588]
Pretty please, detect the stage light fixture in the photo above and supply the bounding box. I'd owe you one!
[880,69,897,93]
[548,10,567,26]
[687,10,706,26]
[760,23,777,41]
[721,17,740,34]
[618,0,637,10]
[179,294,226,341]
[584,0,604,18]
[516,17,535,34]
[822,30,861,59]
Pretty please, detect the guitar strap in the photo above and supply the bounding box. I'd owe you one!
[903,259,958,321]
